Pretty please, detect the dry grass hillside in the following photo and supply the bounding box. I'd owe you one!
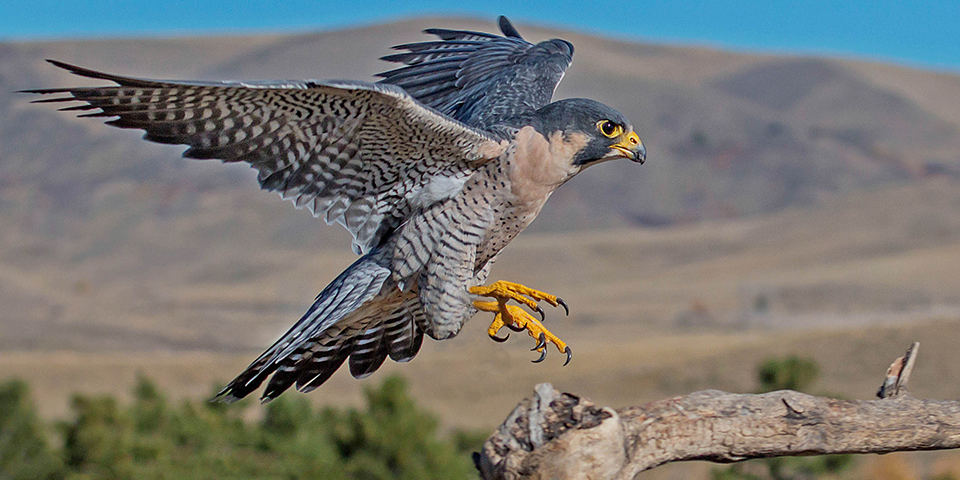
[2,176,960,417]
[2,18,960,478]
[5,17,960,234]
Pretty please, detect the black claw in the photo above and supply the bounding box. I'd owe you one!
[535,305,545,322]
[490,331,510,343]
[506,322,525,332]
[563,346,573,366]
[557,297,569,316]
[532,348,547,363]
[531,332,546,351]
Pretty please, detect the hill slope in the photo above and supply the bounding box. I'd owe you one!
[4,17,960,236]
[2,18,960,357]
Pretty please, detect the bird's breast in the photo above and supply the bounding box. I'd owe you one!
[506,126,583,217]
[467,127,587,267]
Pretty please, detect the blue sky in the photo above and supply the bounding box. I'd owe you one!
[2,0,957,72]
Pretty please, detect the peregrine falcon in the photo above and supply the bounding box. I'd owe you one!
[25,16,646,402]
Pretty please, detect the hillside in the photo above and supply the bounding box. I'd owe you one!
[3,16,960,442]
[4,17,960,235]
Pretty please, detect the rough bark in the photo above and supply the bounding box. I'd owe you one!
[476,342,960,480]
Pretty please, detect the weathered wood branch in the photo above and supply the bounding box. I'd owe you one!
[476,342,960,480]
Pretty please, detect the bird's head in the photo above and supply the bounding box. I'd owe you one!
[534,98,646,167]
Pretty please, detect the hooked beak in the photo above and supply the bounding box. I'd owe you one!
[609,131,646,164]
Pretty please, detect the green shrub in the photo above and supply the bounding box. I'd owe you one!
[0,380,64,480]
[757,356,820,393]
[0,375,478,480]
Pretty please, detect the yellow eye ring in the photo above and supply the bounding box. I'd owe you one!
[597,120,622,138]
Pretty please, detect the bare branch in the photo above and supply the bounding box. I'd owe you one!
[878,341,919,399]
[477,342,960,480]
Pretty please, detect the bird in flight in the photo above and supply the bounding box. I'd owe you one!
[25,16,646,402]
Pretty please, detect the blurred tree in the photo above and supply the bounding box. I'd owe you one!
[1,375,479,480]
[757,356,819,393]
[131,373,166,434]
[712,464,760,480]
[333,376,475,480]
[60,394,134,480]
[0,380,64,480]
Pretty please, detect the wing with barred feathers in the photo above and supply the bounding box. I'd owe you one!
[25,60,506,254]
[376,16,573,128]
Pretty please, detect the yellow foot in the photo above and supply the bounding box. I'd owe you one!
[469,281,572,366]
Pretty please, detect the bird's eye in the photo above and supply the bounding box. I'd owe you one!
[597,120,622,138]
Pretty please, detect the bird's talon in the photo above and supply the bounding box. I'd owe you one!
[474,281,572,359]
[563,346,573,366]
[490,331,510,343]
[532,348,547,363]
[506,322,526,332]
[532,332,546,351]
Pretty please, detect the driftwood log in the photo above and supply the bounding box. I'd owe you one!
[476,342,960,479]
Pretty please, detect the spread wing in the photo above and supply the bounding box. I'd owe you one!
[376,16,573,129]
[25,60,506,254]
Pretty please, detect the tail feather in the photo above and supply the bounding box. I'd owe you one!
[214,251,428,403]
[347,299,423,377]
[390,326,424,363]
[349,321,390,379]
[215,254,391,403]
[264,334,351,399]
[296,339,354,394]
[213,355,274,403]
[261,364,299,401]
[387,297,427,362]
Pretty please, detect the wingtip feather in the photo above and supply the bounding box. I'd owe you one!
[39,58,162,87]
[498,16,523,39]
[45,59,111,81]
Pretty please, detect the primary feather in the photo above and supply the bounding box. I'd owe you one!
[377,16,573,128]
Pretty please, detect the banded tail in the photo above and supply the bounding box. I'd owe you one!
[215,250,425,403]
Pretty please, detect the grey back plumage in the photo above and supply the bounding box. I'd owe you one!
[377,16,573,129]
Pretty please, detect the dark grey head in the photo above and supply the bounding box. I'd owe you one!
[533,98,646,166]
